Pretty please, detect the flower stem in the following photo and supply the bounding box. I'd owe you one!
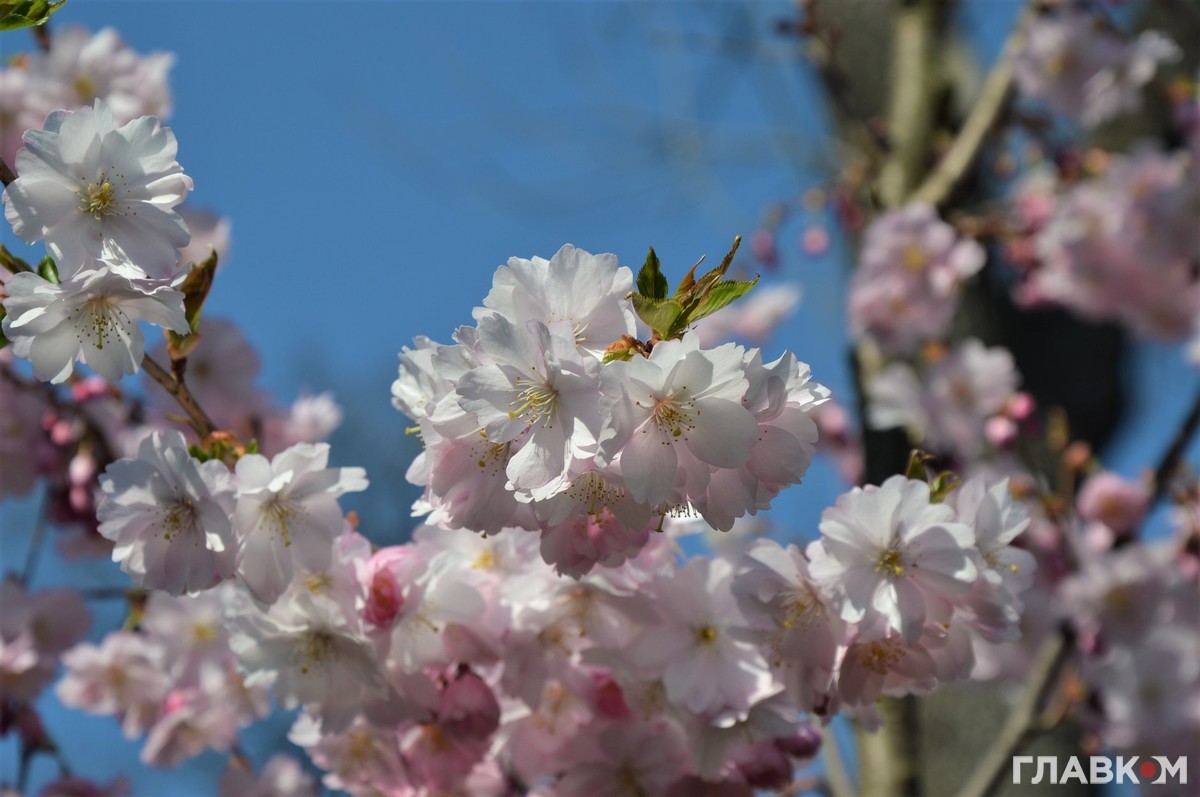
[141,352,218,440]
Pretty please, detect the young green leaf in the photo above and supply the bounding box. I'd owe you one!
[630,294,685,341]
[178,250,218,333]
[0,245,33,275]
[688,277,760,323]
[636,247,668,300]
[0,0,65,31]
[35,256,59,285]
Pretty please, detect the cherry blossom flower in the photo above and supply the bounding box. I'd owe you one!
[96,430,237,595]
[1015,11,1179,127]
[623,556,775,718]
[867,340,1020,461]
[456,313,602,501]
[475,243,636,356]
[732,539,844,715]
[808,476,979,643]
[597,337,758,511]
[0,580,91,703]
[847,204,985,353]
[233,443,367,605]
[557,719,690,797]
[1022,146,1200,340]
[4,99,192,279]
[228,585,386,730]
[27,26,173,127]
[57,632,169,738]
[2,265,188,384]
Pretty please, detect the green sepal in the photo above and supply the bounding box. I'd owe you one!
[904,449,934,481]
[244,439,260,456]
[35,255,58,285]
[187,444,212,463]
[0,245,33,274]
[636,247,668,300]
[0,0,64,31]
[0,306,8,350]
[928,471,961,504]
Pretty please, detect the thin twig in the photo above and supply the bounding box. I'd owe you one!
[1150,386,1200,505]
[20,489,50,585]
[955,626,1074,797]
[0,156,15,187]
[141,353,217,439]
[910,8,1034,207]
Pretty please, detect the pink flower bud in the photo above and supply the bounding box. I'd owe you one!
[730,740,792,789]
[1076,471,1150,535]
[437,669,500,742]
[801,225,830,255]
[750,228,778,269]
[985,415,1018,449]
[591,671,632,719]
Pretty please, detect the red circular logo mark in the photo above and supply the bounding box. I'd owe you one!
[1138,759,1158,780]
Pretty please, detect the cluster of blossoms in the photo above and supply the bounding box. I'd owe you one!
[46,471,1036,796]
[1013,8,1179,128]
[866,339,1034,464]
[392,244,829,576]
[2,7,1198,795]
[2,96,193,383]
[0,26,172,169]
[846,203,985,355]
[1010,144,1200,341]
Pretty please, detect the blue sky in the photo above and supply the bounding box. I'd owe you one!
[1,1,1196,794]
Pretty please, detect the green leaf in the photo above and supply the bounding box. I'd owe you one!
[630,294,685,340]
[674,255,705,299]
[0,306,8,351]
[687,277,759,323]
[0,245,33,274]
[180,250,218,333]
[0,0,65,31]
[636,247,668,300]
[35,255,58,285]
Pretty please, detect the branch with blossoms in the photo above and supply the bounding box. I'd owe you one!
[2,1,1199,796]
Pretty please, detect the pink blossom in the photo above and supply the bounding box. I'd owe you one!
[847,204,984,353]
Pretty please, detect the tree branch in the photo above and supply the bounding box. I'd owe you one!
[1150,386,1200,505]
[876,0,946,208]
[141,352,218,440]
[954,626,1074,797]
[910,8,1034,207]
[0,156,15,187]
[821,724,855,797]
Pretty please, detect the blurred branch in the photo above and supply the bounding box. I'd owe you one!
[821,725,855,797]
[1150,386,1200,505]
[955,626,1075,797]
[858,695,921,796]
[20,489,49,585]
[141,353,217,440]
[876,0,946,208]
[0,155,15,186]
[910,8,1034,207]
